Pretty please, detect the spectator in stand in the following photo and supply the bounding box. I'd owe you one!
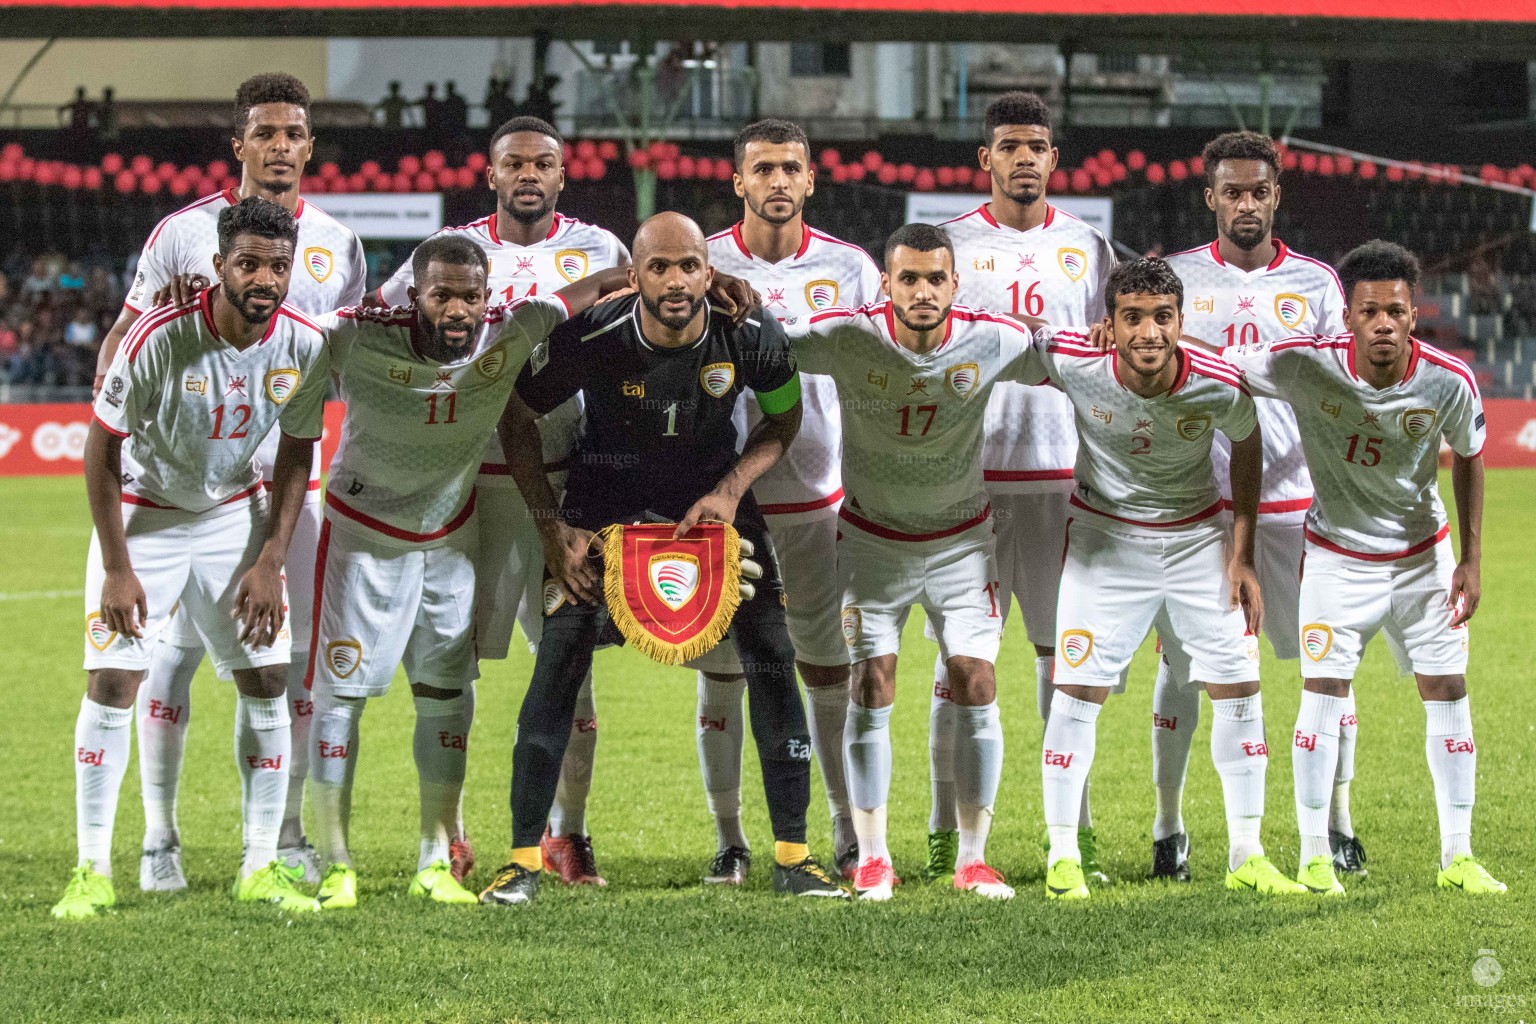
[81,266,120,313]
[485,77,518,130]
[1467,250,1499,316]
[376,81,412,129]
[418,83,445,139]
[65,305,99,352]
[21,256,56,300]
[98,87,118,142]
[442,80,470,135]
[60,87,94,136]
[0,313,19,380]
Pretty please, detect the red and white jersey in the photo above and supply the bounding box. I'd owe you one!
[377,212,629,484]
[317,295,570,550]
[707,222,882,523]
[1036,329,1258,532]
[941,203,1117,493]
[93,287,328,515]
[1166,239,1347,518]
[124,188,366,486]
[795,302,1047,538]
[1226,335,1484,559]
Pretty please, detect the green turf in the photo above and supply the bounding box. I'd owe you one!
[1,472,1531,1023]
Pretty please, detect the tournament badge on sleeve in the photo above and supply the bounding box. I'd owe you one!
[596,521,742,666]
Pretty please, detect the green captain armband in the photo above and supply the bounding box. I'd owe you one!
[755,373,801,415]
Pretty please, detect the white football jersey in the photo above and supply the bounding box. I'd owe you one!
[1166,239,1347,516]
[794,302,1047,537]
[318,295,569,549]
[93,287,328,514]
[707,222,882,522]
[123,188,367,485]
[1226,335,1484,559]
[941,203,1117,492]
[377,212,629,484]
[1036,329,1258,531]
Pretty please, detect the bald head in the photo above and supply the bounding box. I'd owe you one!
[633,211,708,263]
[630,212,714,336]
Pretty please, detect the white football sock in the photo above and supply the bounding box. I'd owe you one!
[1150,657,1200,841]
[804,682,854,852]
[844,703,892,864]
[1330,690,1358,837]
[928,652,958,833]
[310,689,363,868]
[550,670,596,838]
[75,696,133,876]
[413,691,472,870]
[1042,690,1099,866]
[954,702,1003,867]
[279,656,313,849]
[1424,697,1476,868]
[1034,655,1054,720]
[235,694,291,876]
[695,673,747,850]
[136,642,200,851]
[1210,694,1267,871]
[1293,690,1346,866]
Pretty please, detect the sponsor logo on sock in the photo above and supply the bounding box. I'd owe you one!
[292,698,314,718]
[76,746,106,766]
[1043,749,1074,769]
[786,737,813,761]
[698,714,726,732]
[572,718,597,733]
[1443,737,1475,754]
[1294,730,1318,752]
[1302,623,1333,661]
[1060,629,1093,668]
[1241,740,1269,757]
[1152,712,1178,731]
[246,754,284,770]
[317,741,350,759]
[933,679,952,700]
[1339,712,1357,727]
[146,699,183,723]
[438,732,467,750]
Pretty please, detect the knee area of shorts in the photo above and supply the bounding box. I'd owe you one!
[412,688,472,718]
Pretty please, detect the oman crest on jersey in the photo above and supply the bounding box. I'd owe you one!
[700,362,736,398]
[85,612,117,652]
[555,249,589,283]
[946,362,980,398]
[1060,629,1094,668]
[264,368,301,404]
[476,349,506,382]
[326,639,362,679]
[1057,248,1087,282]
[1401,407,1438,439]
[304,247,333,284]
[597,521,741,665]
[1302,623,1333,662]
[1175,413,1212,441]
[1275,293,1308,331]
[805,279,839,311]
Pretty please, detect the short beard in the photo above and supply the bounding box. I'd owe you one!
[503,193,556,225]
[1225,221,1268,252]
[642,290,705,332]
[892,302,951,334]
[747,193,802,227]
[234,288,280,324]
[994,167,1042,207]
[255,176,296,196]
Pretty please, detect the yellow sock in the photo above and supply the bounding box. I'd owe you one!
[511,846,542,872]
[775,841,809,867]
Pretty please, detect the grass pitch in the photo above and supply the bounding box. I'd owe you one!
[1,472,1531,1023]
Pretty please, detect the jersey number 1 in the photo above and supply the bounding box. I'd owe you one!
[425,392,458,425]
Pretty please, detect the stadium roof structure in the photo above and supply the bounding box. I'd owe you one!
[9,0,1536,57]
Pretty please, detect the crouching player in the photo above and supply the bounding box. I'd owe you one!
[1035,258,1305,899]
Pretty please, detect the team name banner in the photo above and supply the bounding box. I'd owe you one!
[597,521,741,665]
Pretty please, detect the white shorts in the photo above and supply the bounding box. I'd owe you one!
[163,488,322,653]
[989,489,1070,648]
[1055,514,1259,689]
[305,517,480,698]
[690,514,849,675]
[84,497,291,677]
[471,484,548,660]
[836,515,1002,665]
[1255,516,1304,661]
[1297,536,1468,680]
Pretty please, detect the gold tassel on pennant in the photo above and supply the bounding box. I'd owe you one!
[598,521,742,666]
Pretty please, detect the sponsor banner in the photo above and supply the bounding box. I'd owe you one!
[904,194,1114,241]
[0,401,346,476]
[304,193,444,241]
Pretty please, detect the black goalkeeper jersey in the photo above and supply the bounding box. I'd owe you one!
[514,296,801,531]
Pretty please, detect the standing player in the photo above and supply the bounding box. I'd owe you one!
[1151,131,1355,882]
[1226,241,1505,895]
[799,224,1050,902]
[930,91,1117,883]
[94,73,366,889]
[1035,258,1304,900]
[374,116,630,886]
[691,118,882,882]
[54,198,329,918]
[483,213,845,906]
[304,237,633,909]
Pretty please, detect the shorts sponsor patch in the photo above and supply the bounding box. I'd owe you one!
[840,606,862,646]
[1060,628,1093,668]
[1301,623,1333,662]
[85,611,116,652]
[542,577,566,616]
[326,639,362,679]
